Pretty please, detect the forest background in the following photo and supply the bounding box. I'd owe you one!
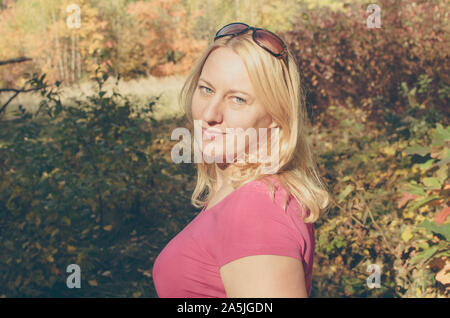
[0,0,449,297]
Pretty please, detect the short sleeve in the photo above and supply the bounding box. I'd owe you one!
[215,188,304,268]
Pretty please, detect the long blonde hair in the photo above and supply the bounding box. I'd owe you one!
[178,30,331,223]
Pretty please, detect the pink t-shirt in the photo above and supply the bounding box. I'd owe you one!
[152,177,315,298]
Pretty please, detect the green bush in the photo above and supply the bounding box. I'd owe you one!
[311,91,449,297]
[0,69,195,297]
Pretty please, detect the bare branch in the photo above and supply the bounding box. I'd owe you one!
[0,85,44,116]
[0,87,42,93]
[0,57,32,66]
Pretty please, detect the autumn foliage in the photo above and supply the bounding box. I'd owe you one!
[0,0,448,297]
[0,0,207,87]
[283,0,449,124]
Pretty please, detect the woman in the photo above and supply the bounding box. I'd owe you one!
[152,22,331,298]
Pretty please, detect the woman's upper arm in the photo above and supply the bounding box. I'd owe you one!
[219,254,308,298]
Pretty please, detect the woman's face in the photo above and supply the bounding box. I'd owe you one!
[192,47,277,163]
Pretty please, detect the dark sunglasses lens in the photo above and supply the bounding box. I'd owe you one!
[216,23,248,37]
[254,30,285,54]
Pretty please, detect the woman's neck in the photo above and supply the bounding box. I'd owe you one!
[213,163,238,191]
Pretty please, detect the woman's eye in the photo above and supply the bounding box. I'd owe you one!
[232,96,246,104]
[198,85,245,104]
[199,85,213,94]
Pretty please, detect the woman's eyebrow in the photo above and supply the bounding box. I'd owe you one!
[199,77,251,97]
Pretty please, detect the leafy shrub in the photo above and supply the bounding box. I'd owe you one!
[0,69,195,297]
[284,0,449,124]
[311,89,449,297]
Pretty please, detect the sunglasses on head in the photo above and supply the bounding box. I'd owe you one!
[214,22,288,67]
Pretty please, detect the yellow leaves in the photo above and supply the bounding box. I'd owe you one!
[338,184,354,203]
[47,255,54,263]
[94,135,103,144]
[86,198,97,212]
[401,227,413,242]
[101,271,112,277]
[40,171,49,181]
[75,118,86,124]
[57,180,66,190]
[411,165,420,173]
[415,214,426,225]
[14,275,22,288]
[40,168,60,181]
[75,151,84,160]
[402,209,415,219]
[67,245,77,253]
[131,153,139,162]
[381,145,396,156]
[25,212,41,226]
[312,75,318,86]
[393,168,409,178]
[418,206,429,214]
[137,268,152,278]
[62,216,71,226]
[103,225,113,231]
[88,280,98,286]
[132,291,142,298]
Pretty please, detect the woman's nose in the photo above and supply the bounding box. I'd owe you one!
[202,98,223,123]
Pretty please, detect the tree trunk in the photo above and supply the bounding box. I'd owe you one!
[116,12,121,75]
[77,34,81,82]
[51,9,64,81]
[71,31,75,83]
[63,40,68,82]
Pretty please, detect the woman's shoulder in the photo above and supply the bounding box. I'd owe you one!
[239,175,287,199]
[232,175,310,221]
[227,175,292,211]
[238,175,281,192]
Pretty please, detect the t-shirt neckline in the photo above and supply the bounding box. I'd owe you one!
[201,176,278,213]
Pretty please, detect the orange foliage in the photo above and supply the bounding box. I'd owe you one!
[126,0,207,77]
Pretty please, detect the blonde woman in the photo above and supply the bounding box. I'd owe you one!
[153,22,331,298]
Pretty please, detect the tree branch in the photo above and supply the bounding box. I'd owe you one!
[0,85,44,116]
[0,57,32,66]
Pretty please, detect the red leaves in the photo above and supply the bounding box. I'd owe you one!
[397,192,420,209]
[435,206,450,225]
[285,0,449,121]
